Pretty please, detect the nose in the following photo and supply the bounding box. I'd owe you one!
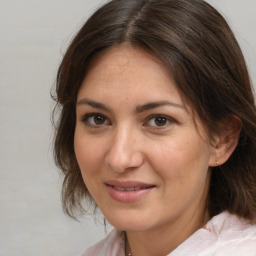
[105,126,144,173]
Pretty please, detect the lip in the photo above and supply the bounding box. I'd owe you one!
[105,180,155,203]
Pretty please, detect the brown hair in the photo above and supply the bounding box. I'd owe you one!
[53,0,256,221]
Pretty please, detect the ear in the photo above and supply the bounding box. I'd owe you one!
[209,115,242,167]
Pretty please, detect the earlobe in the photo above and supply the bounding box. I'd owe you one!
[209,116,242,167]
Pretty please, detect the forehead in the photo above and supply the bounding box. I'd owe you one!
[86,45,170,80]
[79,45,182,101]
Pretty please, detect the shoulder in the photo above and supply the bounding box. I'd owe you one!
[208,211,256,240]
[210,212,256,254]
[171,212,256,256]
[80,229,125,256]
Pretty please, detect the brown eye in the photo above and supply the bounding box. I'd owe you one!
[94,115,106,125]
[145,114,174,128]
[82,113,110,127]
[154,117,167,126]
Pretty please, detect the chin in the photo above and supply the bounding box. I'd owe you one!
[104,211,153,232]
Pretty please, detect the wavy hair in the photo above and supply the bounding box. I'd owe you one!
[53,0,256,221]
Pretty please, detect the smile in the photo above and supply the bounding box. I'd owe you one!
[105,181,155,203]
[112,186,150,191]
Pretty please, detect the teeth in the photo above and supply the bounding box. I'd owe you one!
[114,186,146,191]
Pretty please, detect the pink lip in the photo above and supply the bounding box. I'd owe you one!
[105,180,155,203]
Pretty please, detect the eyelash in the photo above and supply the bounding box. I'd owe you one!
[81,113,110,128]
[81,113,175,129]
[144,114,175,128]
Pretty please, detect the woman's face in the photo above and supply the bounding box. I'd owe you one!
[74,45,217,233]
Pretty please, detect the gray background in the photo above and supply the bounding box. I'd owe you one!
[0,1,255,255]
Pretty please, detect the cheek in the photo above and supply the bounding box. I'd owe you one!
[74,132,104,177]
[74,135,105,200]
[148,135,211,185]
[150,140,211,213]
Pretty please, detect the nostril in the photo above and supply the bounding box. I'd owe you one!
[105,150,144,173]
[105,131,145,173]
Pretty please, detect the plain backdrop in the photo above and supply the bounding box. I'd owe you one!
[0,1,255,255]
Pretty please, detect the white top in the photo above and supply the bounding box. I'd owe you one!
[80,211,256,256]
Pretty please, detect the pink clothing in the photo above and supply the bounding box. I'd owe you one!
[81,212,256,255]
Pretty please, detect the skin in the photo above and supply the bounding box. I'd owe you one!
[74,45,227,255]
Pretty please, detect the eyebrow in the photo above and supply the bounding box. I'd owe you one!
[77,98,185,113]
[77,98,111,112]
[136,101,185,113]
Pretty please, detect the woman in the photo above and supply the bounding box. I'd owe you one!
[53,0,256,255]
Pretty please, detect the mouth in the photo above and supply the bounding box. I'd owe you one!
[105,180,155,203]
[110,186,152,191]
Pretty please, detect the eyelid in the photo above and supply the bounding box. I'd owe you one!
[144,114,176,127]
[81,113,111,127]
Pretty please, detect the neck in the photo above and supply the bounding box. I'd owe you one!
[125,205,209,256]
